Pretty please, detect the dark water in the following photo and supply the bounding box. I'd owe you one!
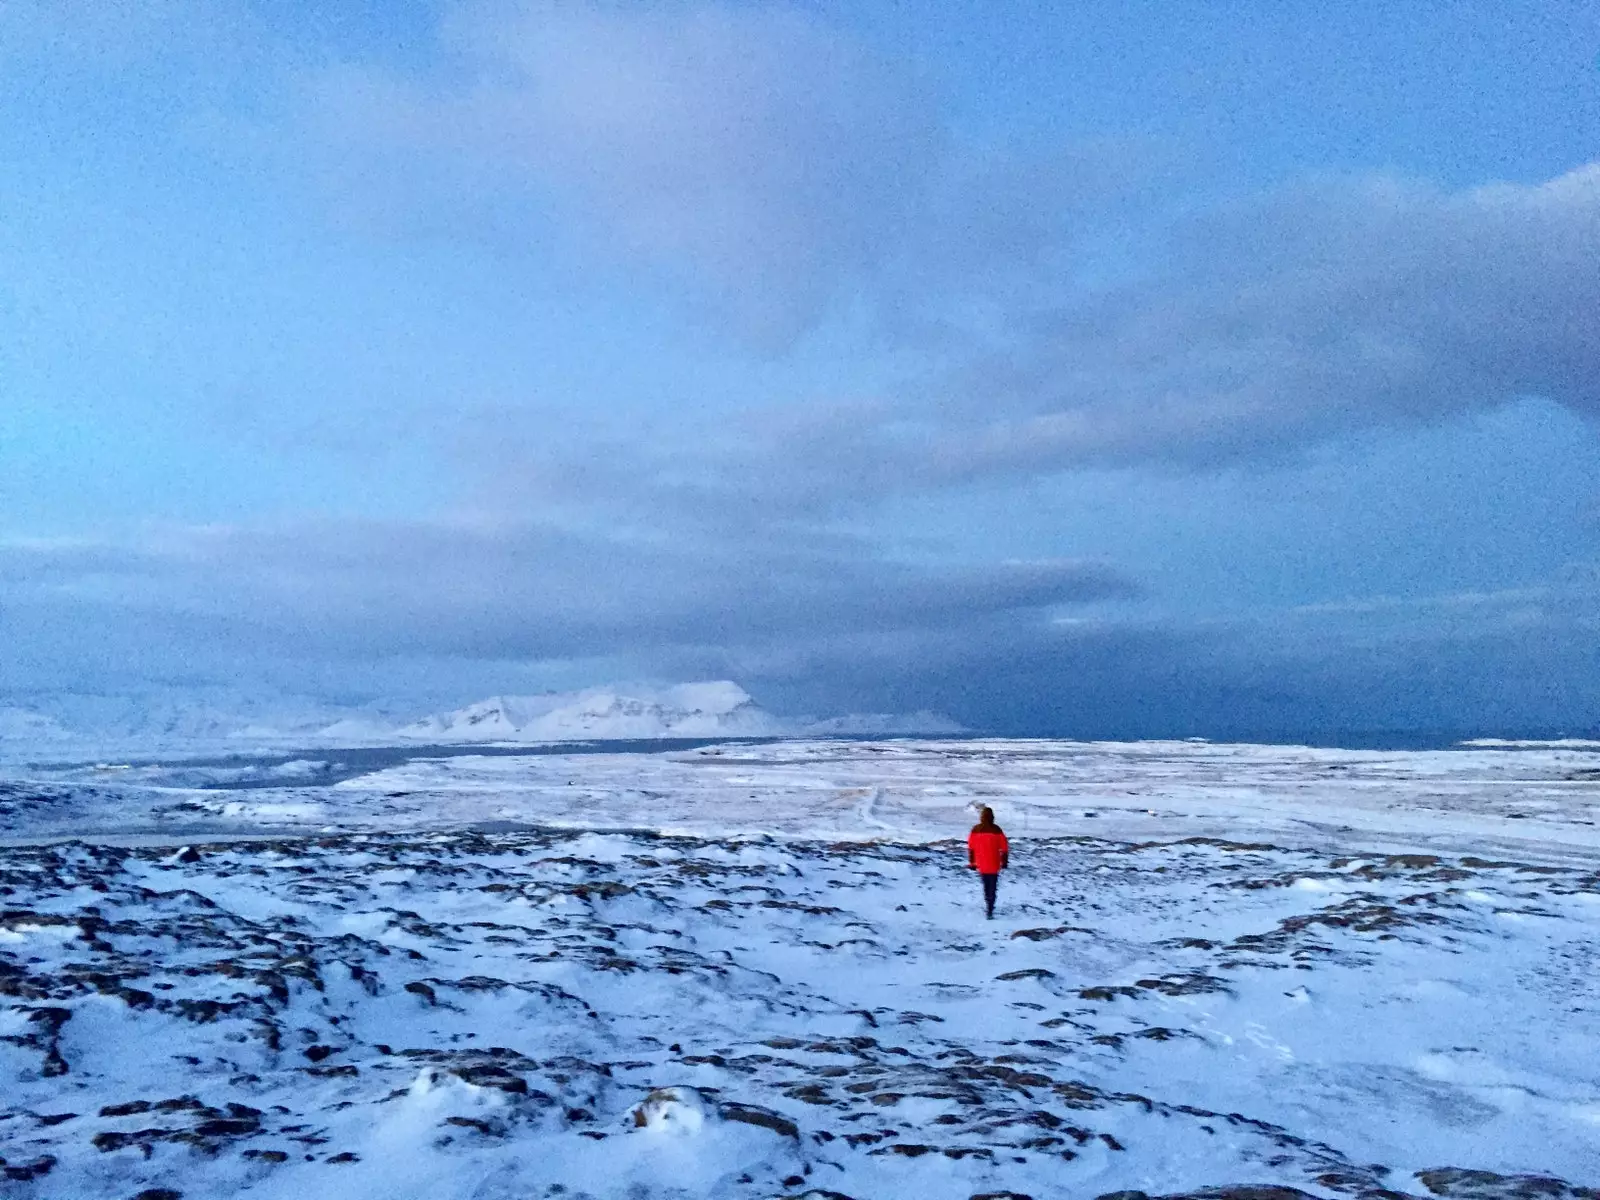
[987,725,1594,752]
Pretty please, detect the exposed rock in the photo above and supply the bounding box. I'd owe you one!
[3,1155,56,1181]
[1416,1168,1600,1200]
[718,1101,800,1138]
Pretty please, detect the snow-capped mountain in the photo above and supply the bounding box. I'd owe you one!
[1,688,359,747]
[395,682,786,742]
[392,684,968,743]
[0,707,73,743]
[0,681,962,753]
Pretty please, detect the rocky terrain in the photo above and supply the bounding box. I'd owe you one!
[1,739,1598,1198]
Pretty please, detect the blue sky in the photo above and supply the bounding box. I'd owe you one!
[2,0,1598,735]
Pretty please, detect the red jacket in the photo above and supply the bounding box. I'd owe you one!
[967,827,1009,874]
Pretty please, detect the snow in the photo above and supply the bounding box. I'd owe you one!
[1,737,1597,1199]
[394,682,786,742]
[1460,739,1600,749]
[0,708,72,743]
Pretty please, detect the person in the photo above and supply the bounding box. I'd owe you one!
[967,806,1009,919]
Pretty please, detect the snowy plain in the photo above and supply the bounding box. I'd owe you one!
[1,737,1598,1200]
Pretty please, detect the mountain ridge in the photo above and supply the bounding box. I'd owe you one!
[0,681,963,753]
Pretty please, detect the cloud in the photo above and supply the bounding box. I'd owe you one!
[302,0,949,343]
[738,572,1600,737]
[18,2,1597,489]
[671,162,1600,500]
[298,0,1169,350]
[299,4,1600,481]
[0,522,1136,668]
[436,156,1600,523]
[279,2,1600,522]
[8,526,1597,736]
[924,164,1600,471]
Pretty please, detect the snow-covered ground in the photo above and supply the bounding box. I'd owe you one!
[2,738,1598,1199]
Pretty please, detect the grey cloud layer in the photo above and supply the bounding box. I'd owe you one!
[18,1,1597,483]
[305,3,1599,498]
[9,525,1596,735]
[745,574,1600,737]
[308,1,947,342]
[691,164,1600,500]
[943,167,1600,470]
[0,525,1134,665]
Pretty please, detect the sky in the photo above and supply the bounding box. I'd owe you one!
[2,0,1599,738]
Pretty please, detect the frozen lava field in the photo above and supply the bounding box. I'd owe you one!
[1,738,1598,1200]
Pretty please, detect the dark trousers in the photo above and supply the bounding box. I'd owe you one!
[980,873,998,916]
